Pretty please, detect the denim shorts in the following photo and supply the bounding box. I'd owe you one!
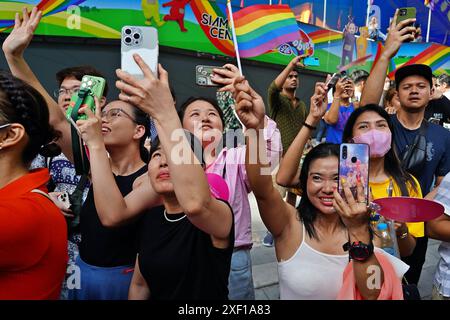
[228,248,255,300]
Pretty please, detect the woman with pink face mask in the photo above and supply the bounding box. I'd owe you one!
[342,104,423,258]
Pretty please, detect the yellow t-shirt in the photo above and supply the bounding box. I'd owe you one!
[369,176,424,237]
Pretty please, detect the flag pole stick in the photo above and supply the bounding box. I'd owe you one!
[226,0,245,129]
[426,5,432,43]
[227,0,243,76]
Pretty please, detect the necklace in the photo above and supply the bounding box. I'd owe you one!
[164,209,187,222]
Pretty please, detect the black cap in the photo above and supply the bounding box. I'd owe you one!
[395,64,433,89]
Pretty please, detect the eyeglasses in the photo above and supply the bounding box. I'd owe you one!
[101,108,137,123]
[53,87,80,99]
[0,123,11,129]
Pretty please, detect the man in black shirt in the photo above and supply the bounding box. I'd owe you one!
[359,13,450,287]
[425,75,450,126]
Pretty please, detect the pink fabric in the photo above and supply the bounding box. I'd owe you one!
[337,252,404,300]
[205,116,282,247]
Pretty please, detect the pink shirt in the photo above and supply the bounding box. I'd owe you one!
[205,117,282,248]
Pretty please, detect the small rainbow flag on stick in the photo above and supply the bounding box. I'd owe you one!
[229,4,300,58]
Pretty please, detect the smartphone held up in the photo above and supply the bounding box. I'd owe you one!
[338,143,370,204]
[396,7,417,42]
[66,75,106,121]
[195,65,226,87]
[121,26,159,79]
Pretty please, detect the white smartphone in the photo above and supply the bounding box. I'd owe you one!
[121,26,158,79]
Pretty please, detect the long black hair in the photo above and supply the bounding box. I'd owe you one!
[297,143,340,240]
[342,104,418,196]
[0,71,60,164]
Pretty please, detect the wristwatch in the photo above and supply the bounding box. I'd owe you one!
[343,241,374,262]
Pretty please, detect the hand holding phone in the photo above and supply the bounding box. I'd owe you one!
[66,75,106,121]
[121,26,158,79]
[395,7,417,43]
[196,65,226,87]
[325,71,346,92]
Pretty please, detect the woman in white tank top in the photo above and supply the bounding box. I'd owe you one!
[234,79,386,300]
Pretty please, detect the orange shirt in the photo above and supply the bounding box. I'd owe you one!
[0,169,67,300]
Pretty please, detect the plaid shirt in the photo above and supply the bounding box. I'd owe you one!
[434,172,450,297]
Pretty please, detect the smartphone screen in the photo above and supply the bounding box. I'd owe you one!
[196,65,225,87]
[121,26,158,79]
[338,143,370,203]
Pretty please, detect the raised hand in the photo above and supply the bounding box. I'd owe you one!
[2,7,42,58]
[289,54,306,69]
[210,64,240,93]
[115,54,175,122]
[233,76,265,130]
[382,9,416,60]
[76,97,104,149]
[307,78,330,123]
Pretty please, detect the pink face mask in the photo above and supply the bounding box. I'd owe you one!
[352,129,392,158]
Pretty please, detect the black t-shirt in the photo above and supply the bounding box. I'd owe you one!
[79,165,147,267]
[425,96,450,126]
[391,115,450,194]
[138,204,234,300]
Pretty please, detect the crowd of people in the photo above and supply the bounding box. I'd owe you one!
[1,7,450,301]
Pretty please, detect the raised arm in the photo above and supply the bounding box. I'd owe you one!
[277,79,329,187]
[2,8,73,161]
[76,101,161,227]
[274,56,304,89]
[324,77,347,125]
[360,10,416,106]
[233,77,292,238]
[115,55,232,241]
[334,182,384,300]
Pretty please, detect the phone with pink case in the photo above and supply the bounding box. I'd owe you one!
[338,143,370,203]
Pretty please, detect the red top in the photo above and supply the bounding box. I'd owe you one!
[0,169,68,300]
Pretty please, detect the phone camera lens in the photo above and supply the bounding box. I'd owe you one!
[125,28,132,35]
[133,33,140,40]
[351,157,357,163]
[124,37,132,44]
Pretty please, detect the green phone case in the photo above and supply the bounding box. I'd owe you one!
[396,7,416,25]
[66,75,106,121]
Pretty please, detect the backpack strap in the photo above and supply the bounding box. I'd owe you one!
[70,89,91,175]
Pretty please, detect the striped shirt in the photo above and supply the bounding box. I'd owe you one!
[433,172,450,297]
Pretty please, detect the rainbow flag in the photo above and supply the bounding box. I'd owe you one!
[231,4,300,58]
[388,44,450,78]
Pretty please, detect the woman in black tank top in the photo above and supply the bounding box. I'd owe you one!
[67,100,151,300]
[112,65,234,300]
